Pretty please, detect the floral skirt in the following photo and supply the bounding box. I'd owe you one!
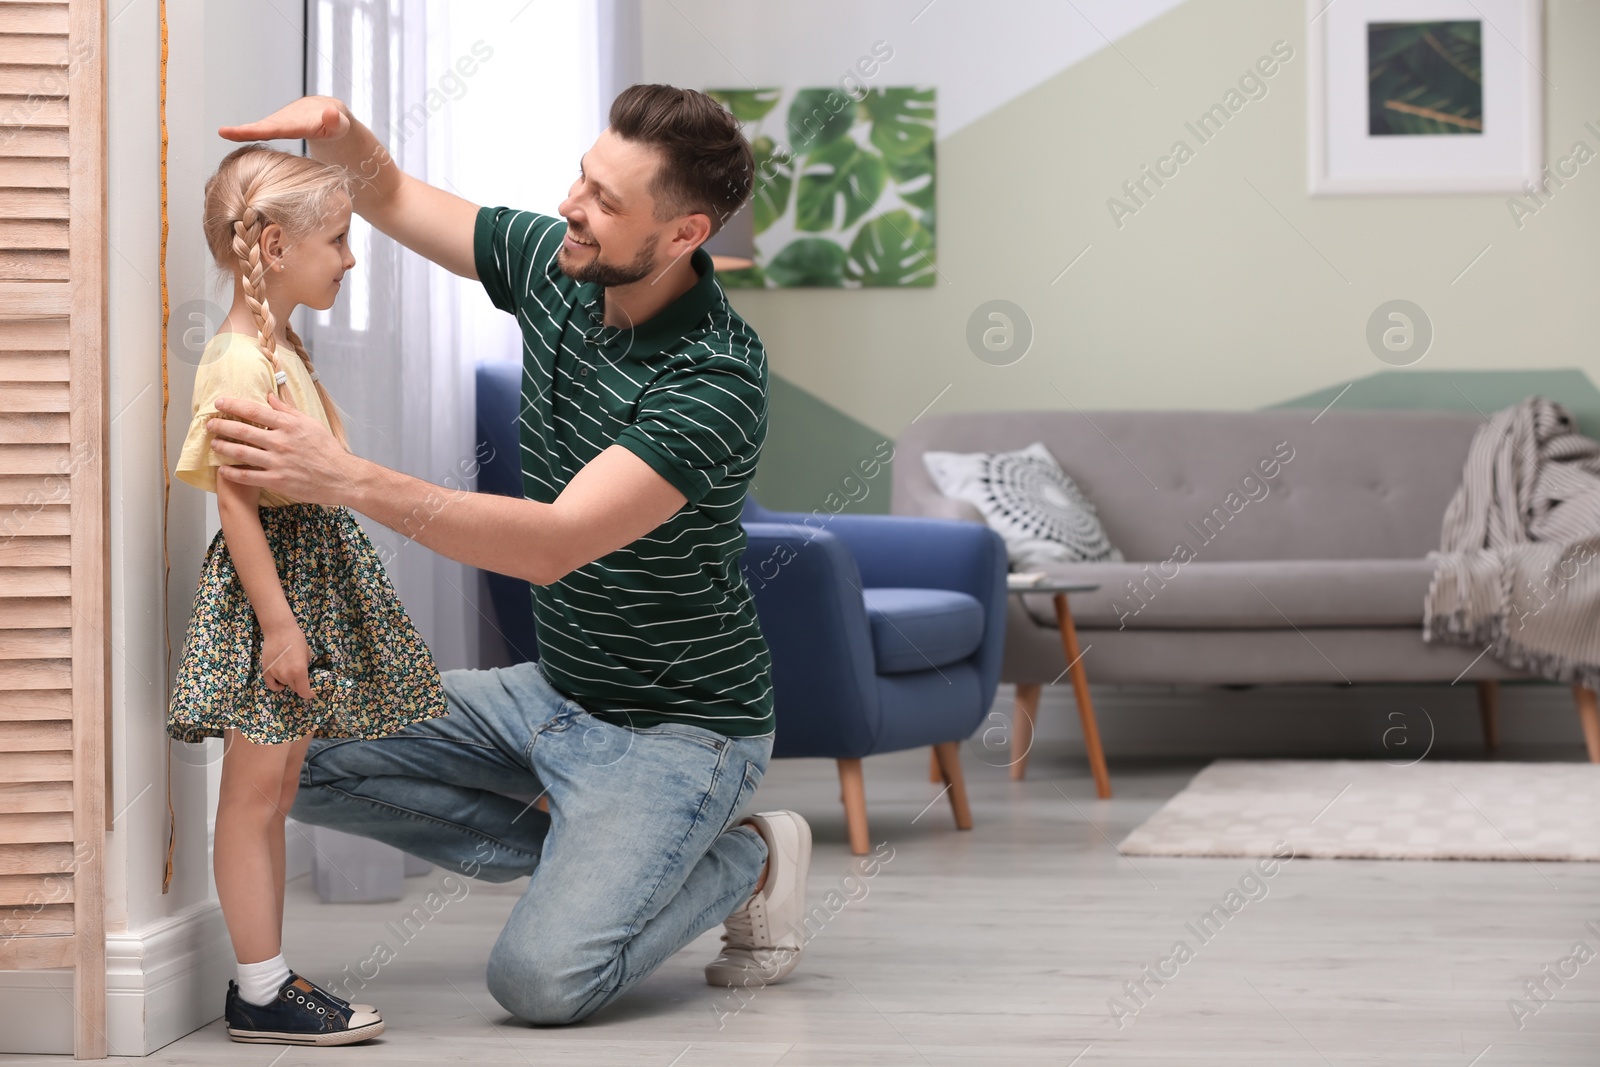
[167,504,448,745]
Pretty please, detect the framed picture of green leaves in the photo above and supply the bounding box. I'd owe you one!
[708,86,936,287]
[1307,0,1543,194]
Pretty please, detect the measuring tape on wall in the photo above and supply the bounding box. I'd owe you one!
[158,0,175,895]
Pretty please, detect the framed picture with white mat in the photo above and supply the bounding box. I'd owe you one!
[1306,0,1543,194]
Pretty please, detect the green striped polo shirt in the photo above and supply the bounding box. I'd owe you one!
[474,206,774,737]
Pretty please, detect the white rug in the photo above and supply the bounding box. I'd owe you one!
[1118,760,1600,861]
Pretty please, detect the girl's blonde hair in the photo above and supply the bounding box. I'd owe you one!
[203,143,351,447]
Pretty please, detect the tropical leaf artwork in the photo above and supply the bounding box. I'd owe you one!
[707,86,936,288]
[1367,21,1483,136]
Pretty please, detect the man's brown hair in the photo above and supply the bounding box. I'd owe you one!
[608,84,753,238]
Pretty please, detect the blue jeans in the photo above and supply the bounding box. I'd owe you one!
[291,660,772,1025]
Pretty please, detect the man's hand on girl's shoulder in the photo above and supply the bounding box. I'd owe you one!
[209,393,360,508]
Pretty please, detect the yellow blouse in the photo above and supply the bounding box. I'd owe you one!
[175,332,333,508]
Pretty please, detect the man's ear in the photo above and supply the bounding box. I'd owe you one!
[679,212,712,253]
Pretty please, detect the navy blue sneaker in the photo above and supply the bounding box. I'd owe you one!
[321,987,378,1016]
[225,973,384,1045]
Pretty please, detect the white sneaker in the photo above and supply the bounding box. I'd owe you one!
[704,810,812,988]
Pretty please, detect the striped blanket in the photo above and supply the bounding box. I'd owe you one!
[1423,397,1600,689]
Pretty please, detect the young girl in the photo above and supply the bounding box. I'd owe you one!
[168,143,448,1046]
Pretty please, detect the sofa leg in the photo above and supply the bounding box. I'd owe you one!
[932,742,974,831]
[1011,683,1043,781]
[1575,686,1600,763]
[929,750,941,783]
[837,758,871,855]
[1476,680,1500,752]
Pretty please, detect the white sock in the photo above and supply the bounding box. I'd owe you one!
[237,953,292,1007]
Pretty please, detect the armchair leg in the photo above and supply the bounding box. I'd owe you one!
[929,750,941,783]
[837,758,871,855]
[1575,686,1600,763]
[931,742,974,831]
[1011,683,1043,781]
[1476,680,1500,752]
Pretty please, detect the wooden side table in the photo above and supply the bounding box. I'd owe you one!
[1010,580,1110,798]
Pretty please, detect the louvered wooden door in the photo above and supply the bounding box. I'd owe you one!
[0,0,109,1059]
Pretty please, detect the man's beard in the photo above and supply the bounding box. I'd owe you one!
[558,231,659,287]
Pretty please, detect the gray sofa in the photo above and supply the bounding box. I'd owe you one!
[892,409,1598,762]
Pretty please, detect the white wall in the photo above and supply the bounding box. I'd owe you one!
[640,0,1186,137]
[137,0,310,927]
[0,0,311,1055]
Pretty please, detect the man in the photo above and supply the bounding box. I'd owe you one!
[208,85,810,1027]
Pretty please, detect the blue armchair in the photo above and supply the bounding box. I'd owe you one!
[475,361,539,664]
[739,498,1008,852]
[474,360,1010,853]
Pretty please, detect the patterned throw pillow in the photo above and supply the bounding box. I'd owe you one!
[922,442,1123,568]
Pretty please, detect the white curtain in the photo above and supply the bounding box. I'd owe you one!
[597,0,642,106]
[303,0,638,670]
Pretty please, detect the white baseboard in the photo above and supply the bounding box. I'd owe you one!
[109,899,235,1055]
[0,900,233,1057]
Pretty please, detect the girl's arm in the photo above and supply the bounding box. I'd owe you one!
[216,475,313,699]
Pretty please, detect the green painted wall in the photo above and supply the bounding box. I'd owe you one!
[753,373,895,514]
[1269,369,1600,436]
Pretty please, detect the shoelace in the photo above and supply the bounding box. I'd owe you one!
[308,980,353,1009]
[721,905,757,947]
[285,977,351,1019]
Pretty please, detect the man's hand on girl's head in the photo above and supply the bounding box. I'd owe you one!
[219,96,350,144]
[209,392,361,508]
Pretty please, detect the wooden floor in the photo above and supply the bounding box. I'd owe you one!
[10,743,1600,1065]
